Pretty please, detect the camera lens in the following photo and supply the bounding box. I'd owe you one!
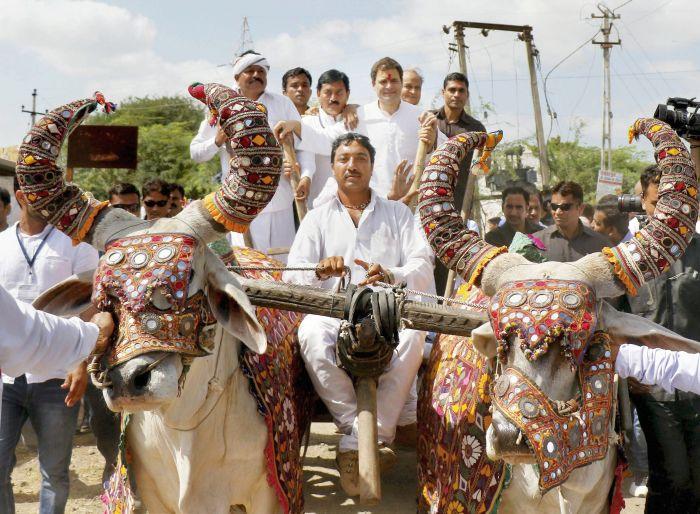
[618,194,644,213]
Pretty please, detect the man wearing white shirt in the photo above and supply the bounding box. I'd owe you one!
[0,179,99,514]
[276,57,442,203]
[283,133,434,496]
[189,50,314,259]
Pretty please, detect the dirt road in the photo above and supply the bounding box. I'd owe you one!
[13,422,644,513]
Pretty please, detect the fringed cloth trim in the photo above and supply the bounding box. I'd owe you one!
[465,245,508,290]
[71,199,110,245]
[203,193,250,233]
[602,247,639,296]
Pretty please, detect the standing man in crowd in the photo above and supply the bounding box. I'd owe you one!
[190,50,313,259]
[429,72,485,292]
[169,182,186,217]
[284,133,434,496]
[0,178,99,513]
[533,181,609,262]
[485,186,541,247]
[141,178,171,221]
[0,187,11,232]
[282,67,313,116]
[108,182,141,216]
[401,67,423,106]
[592,194,632,245]
[521,182,547,230]
[276,57,441,201]
[623,165,700,513]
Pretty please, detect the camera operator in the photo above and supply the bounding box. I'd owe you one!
[622,164,700,514]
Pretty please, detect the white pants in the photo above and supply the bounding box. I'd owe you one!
[298,314,425,451]
[227,207,295,263]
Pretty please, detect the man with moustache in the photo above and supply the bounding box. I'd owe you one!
[284,133,434,496]
[282,67,313,116]
[190,50,314,260]
[275,57,442,202]
[401,67,424,106]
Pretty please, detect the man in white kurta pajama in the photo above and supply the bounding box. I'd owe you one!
[283,132,435,496]
[189,51,314,260]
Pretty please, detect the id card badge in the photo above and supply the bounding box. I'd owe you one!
[17,283,41,304]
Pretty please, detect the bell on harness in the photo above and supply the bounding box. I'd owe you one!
[336,284,401,379]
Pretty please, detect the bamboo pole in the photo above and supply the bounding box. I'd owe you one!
[407,140,429,211]
[282,139,308,221]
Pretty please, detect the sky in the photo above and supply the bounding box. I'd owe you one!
[1,0,699,159]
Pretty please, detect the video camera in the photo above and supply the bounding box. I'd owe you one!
[654,97,700,139]
[617,97,700,213]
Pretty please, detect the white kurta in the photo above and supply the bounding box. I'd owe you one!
[300,109,342,207]
[190,90,315,259]
[0,284,98,424]
[0,223,98,384]
[284,193,435,450]
[616,344,700,394]
[298,100,446,204]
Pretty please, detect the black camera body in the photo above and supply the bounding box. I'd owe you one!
[654,97,700,139]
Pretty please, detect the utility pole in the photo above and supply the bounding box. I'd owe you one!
[21,89,46,127]
[449,21,551,186]
[592,5,621,176]
[445,23,472,114]
[521,28,550,185]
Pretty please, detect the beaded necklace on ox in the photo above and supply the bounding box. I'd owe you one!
[487,279,615,491]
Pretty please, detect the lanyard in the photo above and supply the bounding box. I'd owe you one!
[15,225,55,275]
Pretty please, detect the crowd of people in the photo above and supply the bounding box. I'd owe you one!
[0,48,698,513]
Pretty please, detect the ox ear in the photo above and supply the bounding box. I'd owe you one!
[32,270,96,319]
[203,250,267,354]
[472,322,497,358]
[600,301,700,354]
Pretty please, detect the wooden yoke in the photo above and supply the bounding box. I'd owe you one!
[282,139,308,220]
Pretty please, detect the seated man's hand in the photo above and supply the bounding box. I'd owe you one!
[387,159,414,202]
[341,104,359,130]
[316,256,346,280]
[62,361,88,408]
[355,259,392,286]
[273,120,301,141]
[296,176,311,200]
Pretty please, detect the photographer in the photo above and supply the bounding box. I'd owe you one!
[623,164,700,514]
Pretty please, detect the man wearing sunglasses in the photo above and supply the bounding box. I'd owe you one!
[108,182,141,217]
[533,180,609,262]
[141,178,172,221]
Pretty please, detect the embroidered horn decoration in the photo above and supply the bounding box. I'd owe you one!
[417,131,506,289]
[603,118,698,295]
[188,82,283,234]
[15,92,116,244]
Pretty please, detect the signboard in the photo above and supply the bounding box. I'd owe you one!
[595,169,623,200]
[67,125,138,169]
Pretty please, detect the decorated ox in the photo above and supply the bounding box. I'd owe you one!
[416,122,700,513]
[16,85,312,514]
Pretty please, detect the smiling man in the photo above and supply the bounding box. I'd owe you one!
[190,50,314,260]
[401,67,424,105]
[283,133,434,496]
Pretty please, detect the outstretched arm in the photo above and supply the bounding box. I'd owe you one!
[616,344,700,394]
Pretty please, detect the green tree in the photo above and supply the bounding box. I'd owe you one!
[72,96,219,200]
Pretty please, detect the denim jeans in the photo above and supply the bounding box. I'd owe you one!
[0,375,79,514]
